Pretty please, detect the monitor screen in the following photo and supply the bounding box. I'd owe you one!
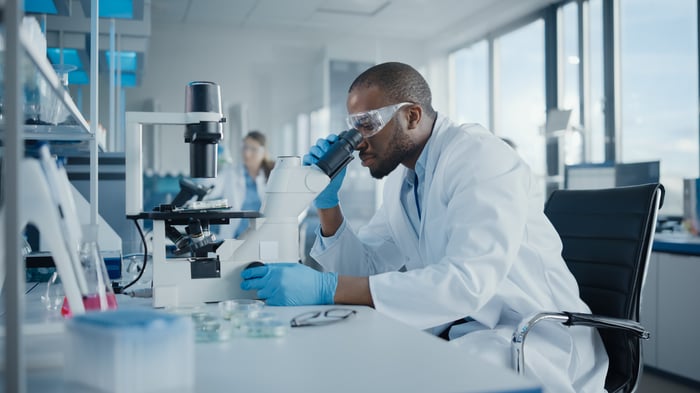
[565,164,616,190]
[615,161,660,187]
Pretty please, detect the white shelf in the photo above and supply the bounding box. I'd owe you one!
[22,125,94,142]
[19,27,91,134]
[2,9,102,392]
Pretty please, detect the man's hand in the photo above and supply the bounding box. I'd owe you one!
[303,134,346,209]
[240,263,338,306]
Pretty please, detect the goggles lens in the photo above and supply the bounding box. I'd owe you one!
[346,102,413,138]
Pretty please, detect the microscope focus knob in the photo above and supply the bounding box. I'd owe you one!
[305,167,331,193]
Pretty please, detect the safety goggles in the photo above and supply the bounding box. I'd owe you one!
[346,102,413,139]
[242,144,264,154]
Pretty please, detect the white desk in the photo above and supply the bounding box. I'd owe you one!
[3,290,542,393]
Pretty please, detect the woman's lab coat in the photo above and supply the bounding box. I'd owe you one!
[310,114,609,393]
[206,164,266,238]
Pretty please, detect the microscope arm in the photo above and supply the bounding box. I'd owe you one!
[124,111,224,216]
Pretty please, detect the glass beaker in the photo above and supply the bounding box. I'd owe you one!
[61,224,118,317]
[41,64,77,125]
[41,271,64,312]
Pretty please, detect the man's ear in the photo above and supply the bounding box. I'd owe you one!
[407,105,422,129]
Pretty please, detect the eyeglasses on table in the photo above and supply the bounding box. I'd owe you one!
[290,308,357,328]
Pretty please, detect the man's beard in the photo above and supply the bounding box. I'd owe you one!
[368,123,420,179]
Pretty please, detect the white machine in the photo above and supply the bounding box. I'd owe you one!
[126,81,361,307]
[0,144,89,314]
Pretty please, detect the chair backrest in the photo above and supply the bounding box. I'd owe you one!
[544,183,664,393]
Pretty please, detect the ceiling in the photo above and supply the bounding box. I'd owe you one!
[35,0,558,87]
[150,0,559,41]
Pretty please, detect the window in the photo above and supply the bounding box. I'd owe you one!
[620,0,699,214]
[562,2,581,128]
[589,0,606,163]
[497,19,547,183]
[449,40,489,128]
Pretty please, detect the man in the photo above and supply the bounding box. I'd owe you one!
[241,62,608,392]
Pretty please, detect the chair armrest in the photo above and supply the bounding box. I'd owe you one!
[511,311,649,376]
[562,312,650,339]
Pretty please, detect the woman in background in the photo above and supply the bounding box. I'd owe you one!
[209,130,274,238]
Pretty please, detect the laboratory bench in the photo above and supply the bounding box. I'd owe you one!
[641,234,700,384]
[652,232,700,256]
[0,288,542,393]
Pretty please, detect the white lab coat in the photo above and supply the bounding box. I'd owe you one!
[206,164,267,238]
[311,114,609,393]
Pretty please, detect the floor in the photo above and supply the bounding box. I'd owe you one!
[637,370,700,393]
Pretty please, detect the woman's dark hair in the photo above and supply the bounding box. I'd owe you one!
[244,130,275,179]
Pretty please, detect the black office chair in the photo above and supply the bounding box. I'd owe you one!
[511,183,664,393]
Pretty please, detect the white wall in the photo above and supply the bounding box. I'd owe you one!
[125,23,429,173]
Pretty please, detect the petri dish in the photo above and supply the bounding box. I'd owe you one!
[165,305,235,341]
[193,314,234,343]
[242,318,289,338]
[218,299,264,327]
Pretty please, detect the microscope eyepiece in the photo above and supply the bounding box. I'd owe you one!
[184,81,224,178]
[315,129,362,179]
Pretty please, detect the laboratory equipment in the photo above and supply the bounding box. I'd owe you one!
[41,271,64,311]
[125,83,361,306]
[42,63,77,124]
[218,298,264,327]
[64,309,194,393]
[60,224,118,317]
[185,81,224,178]
[315,128,363,179]
[193,314,234,342]
[125,81,226,216]
[171,177,214,208]
[242,318,289,338]
[0,144,91,314]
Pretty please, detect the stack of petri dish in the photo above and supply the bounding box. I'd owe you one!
[219,299,289,338]
[166,299,289,342]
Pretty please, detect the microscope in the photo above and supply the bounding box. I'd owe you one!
[126,82,362,307]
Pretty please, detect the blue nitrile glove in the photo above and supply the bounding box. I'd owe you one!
[240,263,338,306]
[303,134,346,209]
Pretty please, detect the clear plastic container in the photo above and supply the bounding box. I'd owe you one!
[193,314,234,342]
[165,306,233,342]
[64,309,194,393]
[41,271,64,311]
[218,299,264,328]
[242,318,290,338]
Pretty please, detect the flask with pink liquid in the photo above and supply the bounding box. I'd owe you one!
[61,224,117,317]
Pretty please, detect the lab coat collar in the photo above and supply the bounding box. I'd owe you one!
[416,113,449,240]
[385,113,451,266]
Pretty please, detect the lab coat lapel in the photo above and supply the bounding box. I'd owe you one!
[417,116,448,250]
[385,168,422,265]
[255,169,267,199]
[232,165,246,209]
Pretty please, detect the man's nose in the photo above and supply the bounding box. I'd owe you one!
[356,138,368,151]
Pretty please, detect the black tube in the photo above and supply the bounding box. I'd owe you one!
[184,82,224,178]
[315,129,363,179]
